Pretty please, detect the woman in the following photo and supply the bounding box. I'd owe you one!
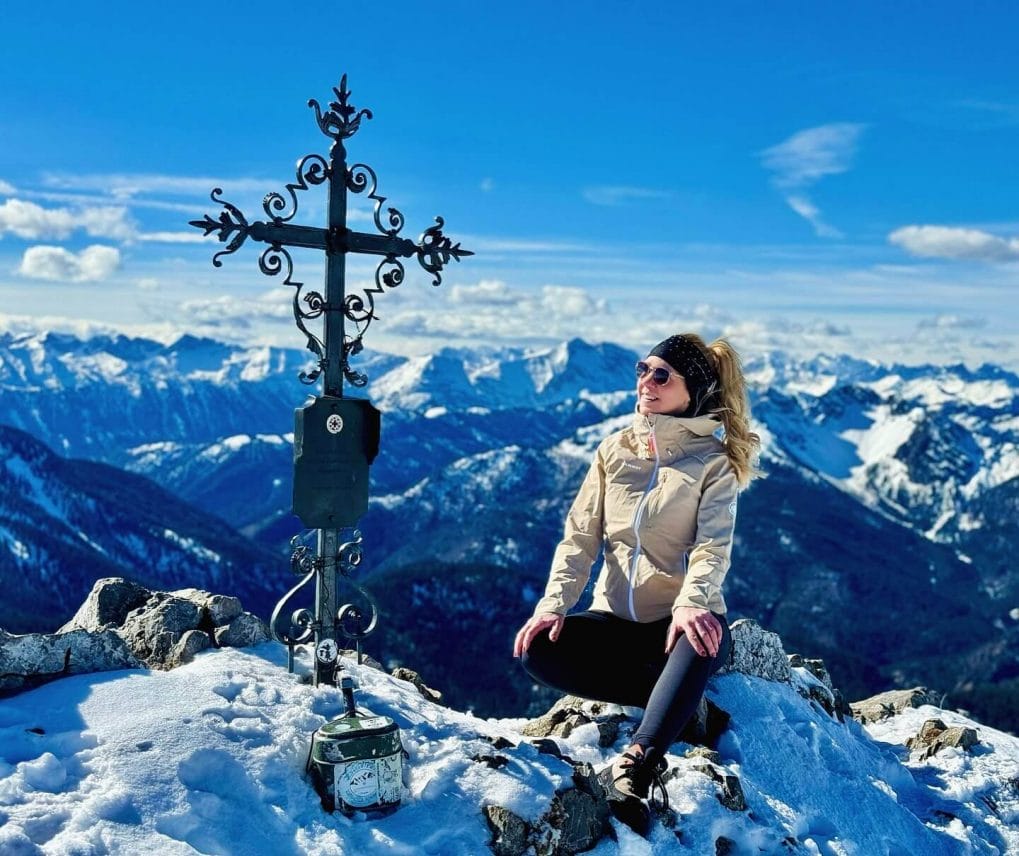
[513,333,760,834]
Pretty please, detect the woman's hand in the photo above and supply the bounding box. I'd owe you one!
[666,607,722,657]
[513,613,565,658]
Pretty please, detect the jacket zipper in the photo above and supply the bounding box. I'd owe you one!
[627,421,660,621]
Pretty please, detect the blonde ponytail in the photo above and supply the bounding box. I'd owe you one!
[680,333,762,487]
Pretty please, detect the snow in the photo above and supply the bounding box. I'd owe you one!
[161,528,222,564]
[4,457,66,522]
[842,407,919,467]
[1,645,1016,855]
[892,377,1014,409]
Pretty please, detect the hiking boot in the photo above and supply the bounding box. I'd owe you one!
[597,751,669,837]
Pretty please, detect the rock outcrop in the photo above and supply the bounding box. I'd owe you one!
[1,577,271,697]
[0,628,141,695]
[849,687,942,724]
[483,762,610,856]
[719,618,792,683]
[905,718,981,760]
[502,617,866,852]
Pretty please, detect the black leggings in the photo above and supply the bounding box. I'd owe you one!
[520,610,732,760]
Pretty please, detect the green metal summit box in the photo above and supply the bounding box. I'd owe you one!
[293,396,381,529]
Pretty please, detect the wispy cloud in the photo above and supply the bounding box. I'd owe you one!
[480,178,494,192]
[582,186,671,206]
[785,195,842,240]
[178,288,291,328]
[459,234,595,254]
[760,123,865,238]
[26,189,203,215]
[0,179,15,196]
[41,172,275,200]
[17,245,121,282]
[916,313,987,330]
[955,99,1019,127]
[0,198,135,241]
[889,225,1019,262]
[137,231,215,244]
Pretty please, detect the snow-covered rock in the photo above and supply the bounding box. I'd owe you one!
[0,644,1015,854]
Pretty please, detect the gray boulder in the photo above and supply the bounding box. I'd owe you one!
[0,628,141,696]
[118,594,203,667]
[58,577,151,633]
[906,718,980,760]
[214,612,271,648]
[535,763,610,854]
[521,695,627,748]
[167,629,213,669]
[484,805,530,856]
[485,763,611,855]
[719,619,792,683]
[850,687,941,724]
[172,588,243,627]
[391,667,444,704]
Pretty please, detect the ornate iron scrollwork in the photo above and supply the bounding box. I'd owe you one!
[417,216,471,286]
[270,534,320,647]
[258,244,327,385]
[308,74,373,141]
[334,530,379,644]
[263,153,330,223]
[189,189,250,267]
[348,163,405,237]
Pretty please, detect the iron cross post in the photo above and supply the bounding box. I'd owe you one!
[190,75,471,686]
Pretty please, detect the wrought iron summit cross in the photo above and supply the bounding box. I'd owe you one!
[190,74,471,395]
[190,75,471,686]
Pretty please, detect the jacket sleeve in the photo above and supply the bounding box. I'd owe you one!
[533,444,606,616]
[672,454,739,612]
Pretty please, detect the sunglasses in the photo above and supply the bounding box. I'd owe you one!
[635,361,684,386]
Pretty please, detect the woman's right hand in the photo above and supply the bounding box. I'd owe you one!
[513,613,565,658]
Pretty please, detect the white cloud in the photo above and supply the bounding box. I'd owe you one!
[0,198,135,240]
[785,196,843,239]
[17,245,121,282]
[539,285,606,316]
[137,231,215,244]
[41,172,274,200]
[0,179,15,195]
[760,123,865,238]
[449,280,517,306]
[582,186,671,206]
[917,314,987,330]
[888,225,1019,262]
[761,123,866,188]
[136,278,160,291]
[179,288,292,328]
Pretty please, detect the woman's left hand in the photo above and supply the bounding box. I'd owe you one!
[666,607,722,657]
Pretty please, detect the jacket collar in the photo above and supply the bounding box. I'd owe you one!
[632,410,721,458]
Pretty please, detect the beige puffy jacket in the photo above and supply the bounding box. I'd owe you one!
[533,411,739,622]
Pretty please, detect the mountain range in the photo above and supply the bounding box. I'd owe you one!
[1,328,1016,727]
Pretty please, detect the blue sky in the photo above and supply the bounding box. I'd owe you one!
[1,1,1017,367]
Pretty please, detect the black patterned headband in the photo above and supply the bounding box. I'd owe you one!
[647,335,720,416]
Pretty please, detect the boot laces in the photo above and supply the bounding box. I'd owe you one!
[613,751,670,813]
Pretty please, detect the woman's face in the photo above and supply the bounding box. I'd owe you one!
[636,355,691,416]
